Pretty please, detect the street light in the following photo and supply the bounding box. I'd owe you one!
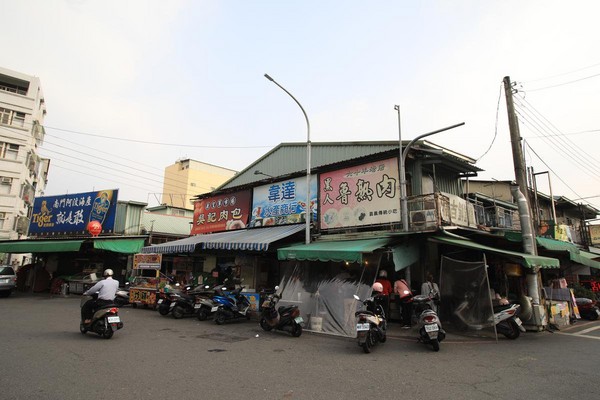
[399,122,465,232]
[264,73,312,244]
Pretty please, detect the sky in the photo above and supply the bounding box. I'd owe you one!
[2,0,599,211]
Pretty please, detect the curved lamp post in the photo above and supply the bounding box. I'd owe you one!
[264,74,312,244]
[400,122,465,232]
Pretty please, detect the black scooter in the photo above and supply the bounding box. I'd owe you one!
[79,295,124,339]
[259,286,303,337]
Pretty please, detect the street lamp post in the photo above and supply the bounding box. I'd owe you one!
[399,122,465,232]
[264,74,312,244]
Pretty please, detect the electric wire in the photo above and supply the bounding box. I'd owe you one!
[476,83,502,162]
[521,62,600,83]
[524,72,600,92]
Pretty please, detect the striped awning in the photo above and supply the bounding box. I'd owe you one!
[140,224,305,254]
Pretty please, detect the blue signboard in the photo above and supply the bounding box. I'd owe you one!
[28,189,119,236]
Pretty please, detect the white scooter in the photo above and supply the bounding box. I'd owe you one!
[493,302,526,339]
[413,294,445,351]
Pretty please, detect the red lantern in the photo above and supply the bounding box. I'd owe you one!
[87,220,102,236]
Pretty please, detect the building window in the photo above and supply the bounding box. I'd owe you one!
[0,142,19,160]
[0,107,26,128]
[0,212,5,230]
[0,177,12,194]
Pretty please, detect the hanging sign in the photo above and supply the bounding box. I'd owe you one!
[191,190,251,234]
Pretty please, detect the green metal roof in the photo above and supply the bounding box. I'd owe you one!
[141,212,192,236]
[216,140,481,191]
[0,240,84,253]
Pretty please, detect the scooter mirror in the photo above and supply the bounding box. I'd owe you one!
[353,294,360,300]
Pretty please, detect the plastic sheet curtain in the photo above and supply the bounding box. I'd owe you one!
[276,259,380,337]
[439,255,497,340]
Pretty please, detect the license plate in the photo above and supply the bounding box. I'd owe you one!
[211,306,218,312]
[169,302,176,308]
[294,317,303,324]
[194,304,201,309]
[596,309,600,316]
[515,317,523,326]
[157,299,163,304]
[107,316,120,323]
[424,324,439,332]
[0,278,8,283]
[356,323,370,331]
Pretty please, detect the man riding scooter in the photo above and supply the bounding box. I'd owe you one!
[81,269,119,325]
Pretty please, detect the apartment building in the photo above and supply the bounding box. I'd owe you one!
[162,159,236,209]
[0,66,50,243]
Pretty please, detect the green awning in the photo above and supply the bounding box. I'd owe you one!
[535,237,600,269]
[277,238,392,263]
[0,240,84,253]
[93,239,145,254]
[576,251,600,270]
[430,236,560,269]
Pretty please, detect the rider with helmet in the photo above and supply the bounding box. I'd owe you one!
[81,269,119,324]
[374,269,392,318]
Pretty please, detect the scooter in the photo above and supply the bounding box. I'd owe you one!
[353,294,387,353]
[79,295,124,339]
[493,303,526,339]
[169,285,200,319]
[213,286,252,325]
[412,294,445,352]
[259,286,303,337]
[576,297,600,320]
[114,282,130,307]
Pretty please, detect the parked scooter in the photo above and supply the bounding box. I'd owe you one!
[79,295,124,339]
[169,284,201,319]
[353,288,387,353]
[213,286,252,324]
[114,282,130,307]
[412,294,445,351]
[575,297,600,321]
[259,286,303,337]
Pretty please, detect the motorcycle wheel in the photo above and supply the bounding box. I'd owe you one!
[197,308,209,321]
[79,324,87,334]
[172,305,185,319]
[158,305,170,316]
[380,333,387,343]
[502,320,521,340]
[431,339,440,352]
[291,323,302,337]
[260,318,273,331]
[102,327,114,339]
[215,311,226,325]
[362,331,372,353]
[586,311,599,321]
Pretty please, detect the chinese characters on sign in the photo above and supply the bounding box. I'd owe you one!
[28,190,118,236]
[250,176,317,227]
[320,158,400,229]
[191,190,251,234]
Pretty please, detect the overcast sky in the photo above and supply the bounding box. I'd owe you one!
[2,0,599,211]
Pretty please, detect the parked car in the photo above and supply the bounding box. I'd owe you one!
[0,265,17,297]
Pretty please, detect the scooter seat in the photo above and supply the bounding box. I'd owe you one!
[493,303,516,313]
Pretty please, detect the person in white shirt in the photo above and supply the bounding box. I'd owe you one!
[81,269,119,324]
[421,272,440,313]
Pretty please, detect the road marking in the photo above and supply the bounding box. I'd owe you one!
[555,332,600,340]
[576,325,600,335]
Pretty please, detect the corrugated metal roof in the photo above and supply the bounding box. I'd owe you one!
[216,140,480,191]
[141,212,192,236]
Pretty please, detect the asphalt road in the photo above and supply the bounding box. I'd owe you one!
[1,293,599,400]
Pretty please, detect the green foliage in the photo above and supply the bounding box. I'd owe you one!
[569,283,598,301]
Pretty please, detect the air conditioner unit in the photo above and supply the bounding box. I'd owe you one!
[409,209,437,229]
[1,177,12,184]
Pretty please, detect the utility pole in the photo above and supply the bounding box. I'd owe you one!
[503,76,529,199]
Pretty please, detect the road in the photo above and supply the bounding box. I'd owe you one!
[1,293,599,400]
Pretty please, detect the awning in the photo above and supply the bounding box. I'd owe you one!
[141,225,305,254]
[430,236,560,269]
[536,237,600,269]
[93,239,145,254]
[277,237,392,263]
[0,239,84,253]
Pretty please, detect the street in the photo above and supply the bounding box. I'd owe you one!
[1,293,599,400]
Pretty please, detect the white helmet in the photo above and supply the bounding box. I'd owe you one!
[372,282,383,293]
[103,269,114,277]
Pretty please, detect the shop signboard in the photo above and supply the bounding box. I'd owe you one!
[133,253,162,270]
[28,189,118,236]
[249,176,317,227]
[191,190,251,234]
[440,192,477,228]
[320,158,400,229]
[590,225,600,245]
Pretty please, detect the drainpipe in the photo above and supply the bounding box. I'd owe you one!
[511,185,540,305]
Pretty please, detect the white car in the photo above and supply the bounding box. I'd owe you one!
[0,266,17,297]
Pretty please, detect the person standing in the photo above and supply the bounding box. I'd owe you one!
[375,270,392,318]
[421,272,440,313]
[394,276,413,328]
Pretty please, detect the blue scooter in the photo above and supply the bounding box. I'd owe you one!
[213,285,252,324]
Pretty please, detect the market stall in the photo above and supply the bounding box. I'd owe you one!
[128,253,164,308]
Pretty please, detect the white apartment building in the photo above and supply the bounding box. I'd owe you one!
[0,66,50,245]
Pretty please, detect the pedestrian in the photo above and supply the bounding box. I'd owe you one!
[394,276,413,328]
[421,272,440,313]
[375,270,392,317]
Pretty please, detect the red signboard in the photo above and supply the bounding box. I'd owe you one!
[191,190,251,234]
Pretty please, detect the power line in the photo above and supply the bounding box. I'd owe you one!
[521,62,600,83]
[524,72,600,92]
[476,83,502,162]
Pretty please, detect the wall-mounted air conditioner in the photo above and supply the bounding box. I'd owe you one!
[409,209,437,229]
